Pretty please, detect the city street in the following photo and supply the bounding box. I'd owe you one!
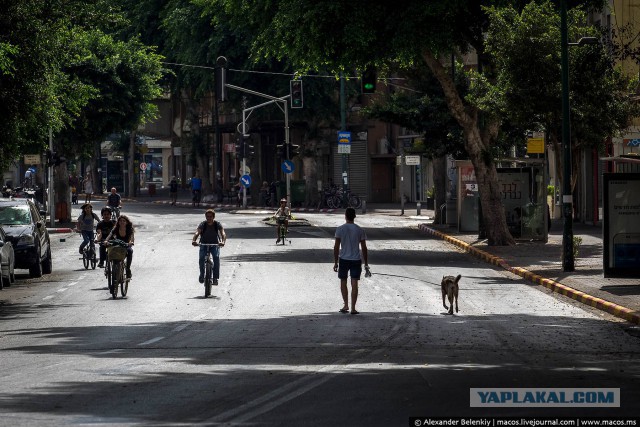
[0,202,639,425]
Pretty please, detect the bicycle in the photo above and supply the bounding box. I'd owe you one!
[76,230,97,270]
[276,216,290,245]
[198,243,221,297]
[83,239,97,270]
[108,205,121,220]
[106,239,130,299]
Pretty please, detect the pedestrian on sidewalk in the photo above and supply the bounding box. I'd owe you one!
[169,176,178,205]
[333,207,369,315]
[82,172,93,204]
[191,173,202,207]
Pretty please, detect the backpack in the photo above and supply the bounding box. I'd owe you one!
[199,220,220,236]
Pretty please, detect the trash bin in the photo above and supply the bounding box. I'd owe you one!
[148,183,156,196]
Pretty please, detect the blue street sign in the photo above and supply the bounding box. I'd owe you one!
[240,174,252,188]
[281,160,295,174]
[337,131,351,144]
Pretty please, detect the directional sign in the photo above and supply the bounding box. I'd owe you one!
[139,162,147,171]
[240,174,252,188]
[281,160,295,174]
[24,154,41,165]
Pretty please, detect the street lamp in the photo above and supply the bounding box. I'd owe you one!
[560,2,598,272]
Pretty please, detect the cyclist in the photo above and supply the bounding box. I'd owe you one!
[76,203,100,254]
[192,209,226,285]
[107,187,122,216]
[273,198,291,244]
[105,215,135,278]
[95,207,116,268]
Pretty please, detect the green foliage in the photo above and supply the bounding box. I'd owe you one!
[547,185,555,197]
[0,0,164,171]
[481,1,637,153]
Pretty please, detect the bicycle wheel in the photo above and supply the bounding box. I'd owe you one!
[120,274,128,297]
[326,195,338,209]
[106,262,116,298]
[110,262,120,299]
[349,194,361,208]
[90,247,97,270]
[204,258,212,297]
[117,262,126,298]
[82,250,89,269]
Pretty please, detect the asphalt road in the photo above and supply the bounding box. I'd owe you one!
[0,202,639,426]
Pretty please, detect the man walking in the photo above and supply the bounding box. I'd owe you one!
[333,207,369,315]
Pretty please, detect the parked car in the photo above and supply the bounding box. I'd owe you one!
[0,226,16,289]
[0,198,52,278]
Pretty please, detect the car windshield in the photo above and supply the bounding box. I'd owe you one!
[0,205,32,225]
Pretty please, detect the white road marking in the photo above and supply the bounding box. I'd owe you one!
[138,336,165,346]
[67,281,78,287]
[42,296,54,300]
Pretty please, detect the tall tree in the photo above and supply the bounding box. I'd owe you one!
[481,1,637,195]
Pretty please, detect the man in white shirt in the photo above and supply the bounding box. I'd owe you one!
[333,207,369,315]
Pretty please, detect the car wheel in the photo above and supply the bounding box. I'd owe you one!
[9,257,15,285]
[29,248,43,278]
[42,246,52,274]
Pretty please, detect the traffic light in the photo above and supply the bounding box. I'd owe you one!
[276,144,285,159]
[53,153,66,166]
[242,135,254,157]
[286,143,300,159]
[290,80,303,109]
[361,67,377,94]
[45,149,53,165]
[216,56,228,102]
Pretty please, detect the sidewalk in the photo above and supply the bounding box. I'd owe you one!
[89,185,640,325]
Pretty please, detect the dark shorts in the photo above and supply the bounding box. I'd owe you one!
[338,258,362,280]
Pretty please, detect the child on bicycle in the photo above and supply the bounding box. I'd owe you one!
[273,198,291,244]
[76,203,99,254]
[192,209,227,285]
[95,207,116,268]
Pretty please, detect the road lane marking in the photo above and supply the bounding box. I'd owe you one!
[138,336,165,346]
[67,281,78,287]
[42,296,54,300]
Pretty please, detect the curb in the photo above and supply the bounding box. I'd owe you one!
[47,228,74,234]
[151,200,337,213]
[418,224,640,325]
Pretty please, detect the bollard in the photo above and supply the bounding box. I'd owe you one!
[416,202,421,216]
[361,199,366,214]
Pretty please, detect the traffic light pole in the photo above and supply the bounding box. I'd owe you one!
[48,128,55,227]
[226,83,293,207]
[340,74,348,206]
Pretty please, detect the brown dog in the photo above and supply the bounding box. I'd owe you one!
[441,274,461,314]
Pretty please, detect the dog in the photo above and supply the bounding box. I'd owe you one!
[441,274,461,314]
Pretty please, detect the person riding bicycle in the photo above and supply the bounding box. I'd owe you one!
[192,209,226,285]
[273,198,291,244]
[76,203,100,255]
[107,187,122,215]
[95,207,116,268]
[105,215,135,279]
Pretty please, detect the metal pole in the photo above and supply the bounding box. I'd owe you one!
[48,128,55,227]
[561,0,574,271]
[284,99,291,206]
[242,108,247,208]
[340,74,348,207]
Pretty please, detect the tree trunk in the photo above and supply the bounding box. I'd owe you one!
[433,155,447,224]
[423,50,514,245]
[184,94,212,195]
[129,131,136,197]
[53,162,71,223]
